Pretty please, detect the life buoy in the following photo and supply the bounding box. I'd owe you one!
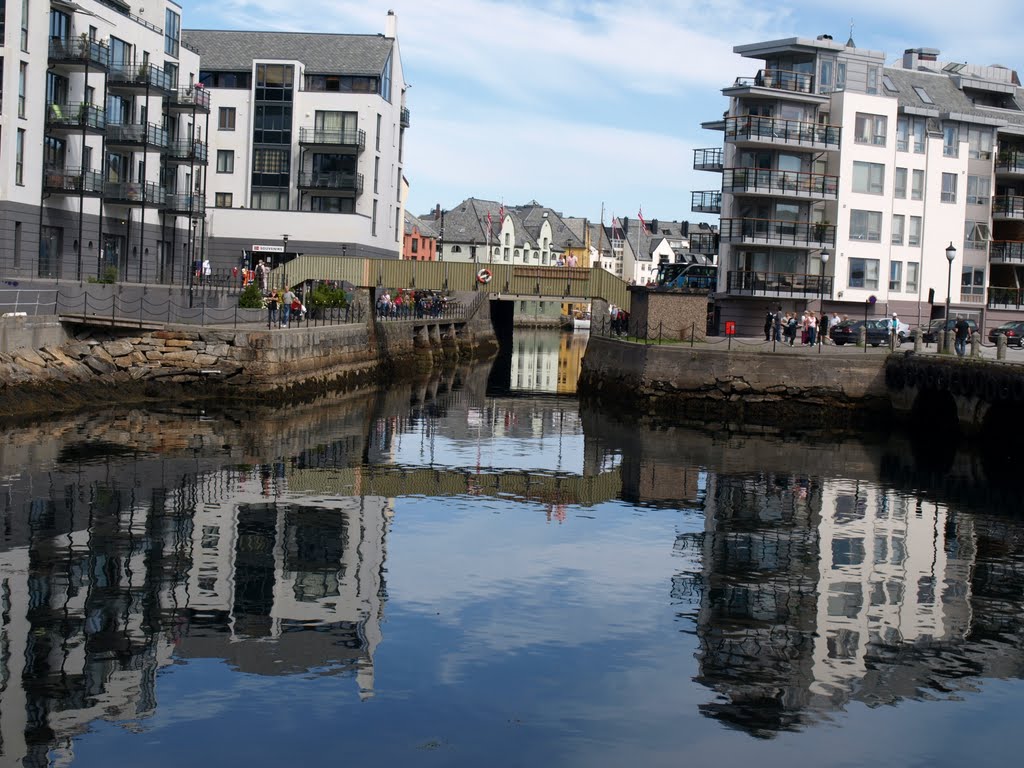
[477,268,493,284]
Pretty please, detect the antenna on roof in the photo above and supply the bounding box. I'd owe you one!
[847,18,856,48]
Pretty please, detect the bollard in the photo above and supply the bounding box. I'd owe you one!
[971,331,981,358]
[914,332,922,353]
[859,325,866,349]
[997,333,1007,361]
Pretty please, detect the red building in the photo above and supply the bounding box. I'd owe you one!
[403,211,439,261]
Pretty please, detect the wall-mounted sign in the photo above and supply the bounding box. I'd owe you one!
[252,244,285,253]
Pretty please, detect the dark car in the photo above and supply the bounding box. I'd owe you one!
[829,319,891,346]
[906,317,978,345]
[988,320,1024,347]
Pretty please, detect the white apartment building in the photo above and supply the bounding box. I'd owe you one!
[695,34,1024,334]
[184,13,408,271]
[0,0,204,284]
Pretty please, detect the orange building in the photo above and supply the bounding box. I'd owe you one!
[403,211,439,261]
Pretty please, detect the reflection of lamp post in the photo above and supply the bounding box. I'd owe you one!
[819,248,830,348]
[944,242,956,352]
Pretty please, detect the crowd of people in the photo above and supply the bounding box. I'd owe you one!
[764,307,850,346]
[376,289,454,319]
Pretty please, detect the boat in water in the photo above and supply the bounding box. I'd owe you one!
[573,312,591,331]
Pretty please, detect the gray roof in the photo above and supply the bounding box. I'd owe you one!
[182,30,394,75]
[884,67,1024,130]
[435,198,537,248]
[511,204,585,249]
[404,210,438,238]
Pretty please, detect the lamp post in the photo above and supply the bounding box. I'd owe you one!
[819,248,830,348]
[282,234,289,289]
[945,241,956,353]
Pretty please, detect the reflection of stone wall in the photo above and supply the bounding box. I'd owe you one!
[628,289,708,341]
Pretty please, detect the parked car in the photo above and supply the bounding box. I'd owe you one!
[829,319,891,346]
[906,317,978,345]
[988,320,1024,347]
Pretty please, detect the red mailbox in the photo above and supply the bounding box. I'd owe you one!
[725,321,736,336]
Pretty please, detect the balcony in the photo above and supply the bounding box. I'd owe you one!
[988,286,1024,309]
[720,218,836,248]
[691,191,721,214]
[996,150,1024,176]
[103,181,166,207]
[162,194,207,217]
[693,148,724,172]
[297,172,364,194]
[298,127,365,152]
[723,167,839,200]
[48,36,110,72]
[166,86,211,113]
[990,241,1024,264]
[724,115,841,151]
[43,167,104,196]
[107,63,174,94]
[726,270,833,299]
[689,232,719,255]
[164,139,208,164]
[992,195,1024,220]
[400,106,411,128]
[46,102,106,134]
[725,69,821,98]
[106,122,169,150]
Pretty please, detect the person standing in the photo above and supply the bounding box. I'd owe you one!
[820,312,830,344]
[954,314,970,356]
[774,307,783,342]
[281,286,296,328]
[764,306,774,341]
[266,289,279,328]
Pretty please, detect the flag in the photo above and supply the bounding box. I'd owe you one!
[637,207,647,232]
[499,202,504,223]
[486,210,492,235]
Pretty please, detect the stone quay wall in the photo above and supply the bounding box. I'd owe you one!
[579,335,892,428]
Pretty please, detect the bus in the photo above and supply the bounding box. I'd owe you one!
[655,263,718,292]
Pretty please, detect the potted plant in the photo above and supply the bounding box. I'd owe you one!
[813,220,831,243]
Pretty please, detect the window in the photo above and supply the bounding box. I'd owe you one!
[962,267,985,297]
[912,85,933,104]
[217,150,234,173]
[911,169,924,200]
[882,75,899,93]
[848,258,880,289]
[372,200,378,236]
[218,107,236,131]
[907,262,919,292]
[21,0,29,51]
[849,210,882,242]
[250,190,288,209]
[967,175,990,205]
[19,62,26,117]
[867,66,879,95]
[855,113,887,146]
[376,113,381,151]
[896,117,909,152]
[819,60,833,94]
[892,215,905,245]
[943,123,959,157]
[215,193,233,208]
[16,129,25,184]
[252,148,288,173]
[909,216,922,246]
[912,118,926,153]
[164,9,181,57]
[374,156,379,193]
[968,127,993,160]
[941,172,957,203]
[889,261,903,291]
[14,222,23,268]
[894,168,908,198]
[309,197,355,213]
[964,221,990,250]
[852,161,885,194]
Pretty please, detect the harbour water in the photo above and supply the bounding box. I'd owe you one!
[0,329,1021,767]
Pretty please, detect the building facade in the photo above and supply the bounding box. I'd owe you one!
[403,209,437,261]
[694,34,1024,334]
[1,0,205,284]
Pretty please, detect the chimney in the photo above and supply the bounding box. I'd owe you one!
[622,216,629,233]
[681,221,689,237]
[385,9,397,39]
[434,203,441,220]
[903,47,940,70]
[650,218,659,233]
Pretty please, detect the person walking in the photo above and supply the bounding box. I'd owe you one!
[954,314,970,356]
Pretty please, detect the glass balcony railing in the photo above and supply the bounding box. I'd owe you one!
[724,115,841,149]
[996,150,1024,175]
[400,107,411,128]
[723,167,839,198]
[165,139,208,163]
[992,196,1024,218]
[168,86,211,111]
[48,36,110,69]
[988,286,1024,308]
[693,148,724,171]
[689,232,719,255]
[43,167,104,194]
[106,122,169,148]
[729,68,816,94]
[108,62,174,92]
[46,102,106,131]
[298,127,366,150]
[103,180,166,206]
[720,218,836,247]
[990,241,1024,263]
[690,191,721,213]
[297,172,364,192]
[726,270,833,298]
[163,194,207,216]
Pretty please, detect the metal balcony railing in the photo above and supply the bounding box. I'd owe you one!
[400,106,411,128]
[988,286,1024,308]
[992,195,1024,218]
[691,191,721,213]
[108,62,174,91]
[996,150,1024,175]
[103,180,166,206]
[693,148,724,171]
[724,115,841,149]
[722,167,839,198]
[168,86,211,111]
[48,36,110,69]
[689,232,719,255]
[726,270,833,298]
[297,172,364,192]
[165,139,208,163]
[730,68,816,94]
[298,127,366,150]
[43,167,104,194]
[720,218,836,247]
[990,241,1024,263]
[106,122,169,148]
[163,194,207,216]
[46,102,106,131]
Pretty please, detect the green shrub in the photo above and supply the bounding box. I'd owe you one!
[306,284,349,311]
[238,282,265,309]
[87,265,119,284]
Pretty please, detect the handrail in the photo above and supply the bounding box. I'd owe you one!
[723,167,839,197]
[43,166,104,193]
[298,127,366,148]
[724,115,841,148]
[990,241,1024,262]
[720,217,837,246]
[46,101,106,131]
[731,68,816,94]
[693,148,724,169]
[726,270,833,296]
[296,172,364,192]
[992,195,1024,217]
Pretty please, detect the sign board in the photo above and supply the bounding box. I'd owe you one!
[252,244,285,253]
[725,321,736,336]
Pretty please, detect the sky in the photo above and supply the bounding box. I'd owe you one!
[183,0,1024,225]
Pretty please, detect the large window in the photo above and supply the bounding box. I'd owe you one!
[962,266,985,297]
[964,221,990,250]
[889,261,903,292]
[253,148,288,172]
[215,192,233,208]
[303,74,378,94]
[941,173,957,203]
[896,117,909,152]
[164,8,181,57]
[218,107,236,131]
[217,150,234,173]
[852,162,885,195]
[912,118,926,153]
[849,210,882,242]
[943,123,959,157]
[309,197,355,213]
[848,258,880,290]
[855,113,887,146]
[255,64,294,99]
[967,175,990,205]
[894,167,907,198]
[909,216,922,247]
[907,262,919,292]
[968,126,993,159]
[250,190,289,210]
[891,214,905,245]
[911,169,924,200]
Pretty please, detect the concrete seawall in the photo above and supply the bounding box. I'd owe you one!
[579,336,892,429]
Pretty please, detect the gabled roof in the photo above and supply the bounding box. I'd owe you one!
[884,67,1024,128]
[405,210,438,238]
[436,198,537,248]
[511,204,585,249]
[182,30,394,76]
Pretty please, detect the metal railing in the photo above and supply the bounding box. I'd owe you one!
[731,68,815,94]
[996,150,1024,175]
[992,195,1024,218]
[988,286,1024,308]
[690,191,721,213]
[298,127,366,149]
[990,241,1024,263]
[166,139,208,162]
[168,86,211,111]
[46,102,106,131]
[374,294,466,321]
[106,121,169,148]
[108,63,174,92]
[47,37,110,68]
[720,218,836,247]
[689,233,719,255]
[43,167,104,194]
[726,270,832,297]
[163,194,207,216]
[296,172,364,192]
[693,148,724,171]
[723,167,839,198]
[724,115,841,149]
[400,107,411,128]
[103,180,167,206]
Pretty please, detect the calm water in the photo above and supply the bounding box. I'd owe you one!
[0,329,1021,767]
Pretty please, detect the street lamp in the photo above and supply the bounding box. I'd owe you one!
[819,248,830,348]
[945,241,956,352]
[282,234,289,288]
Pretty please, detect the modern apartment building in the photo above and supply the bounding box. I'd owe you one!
[184,12,408,270]
[0,0,204,284]
[694,34,1024,333]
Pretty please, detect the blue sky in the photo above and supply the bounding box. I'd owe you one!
[184,0,1024,225]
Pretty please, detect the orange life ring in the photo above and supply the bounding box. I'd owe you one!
[477,268,493,284]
